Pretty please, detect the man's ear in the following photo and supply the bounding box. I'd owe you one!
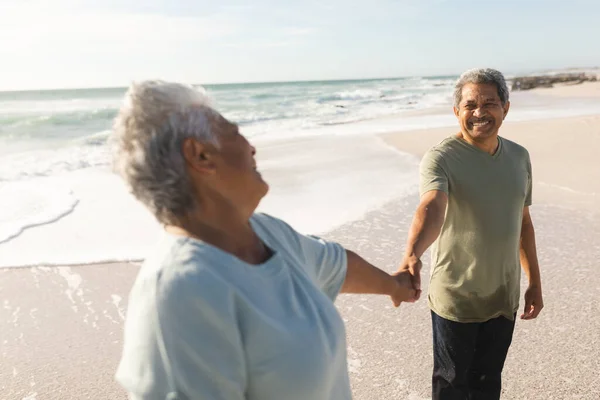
[453,106,460,118]
[182,138,217,174]
[503,101,510,120]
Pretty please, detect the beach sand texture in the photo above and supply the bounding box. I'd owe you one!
[1,83,599,399]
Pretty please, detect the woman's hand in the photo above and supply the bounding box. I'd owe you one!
[390,269,420,307]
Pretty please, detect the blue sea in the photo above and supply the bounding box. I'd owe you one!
[2,76,600,267]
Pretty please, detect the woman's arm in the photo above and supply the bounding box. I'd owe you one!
[341,250,418,307]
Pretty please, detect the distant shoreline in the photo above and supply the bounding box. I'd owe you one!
[2,66,598,94]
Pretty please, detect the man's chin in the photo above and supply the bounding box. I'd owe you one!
[469,127,497,139]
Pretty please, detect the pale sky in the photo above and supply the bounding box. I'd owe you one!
[1,0,599,91]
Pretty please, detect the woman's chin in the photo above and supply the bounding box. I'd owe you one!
[259,180,270,197]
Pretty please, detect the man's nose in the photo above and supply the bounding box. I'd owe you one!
[472,107,484,117]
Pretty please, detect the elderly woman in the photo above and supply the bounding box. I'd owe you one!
[112,80,417,400]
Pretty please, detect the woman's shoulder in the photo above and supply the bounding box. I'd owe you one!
[250,213,307,254]
[133,235,234,307]
[251,212,313,242]
[251,212,292,233]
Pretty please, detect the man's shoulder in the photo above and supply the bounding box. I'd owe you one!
[422,135,462,165]
[429,135,459,151]
[428,135,466,154]
[501,136,530,158]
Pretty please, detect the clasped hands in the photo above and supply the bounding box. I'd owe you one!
[389,254,422,307]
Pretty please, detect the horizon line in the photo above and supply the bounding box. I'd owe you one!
[0,74,454,94]
[1,66,597,94]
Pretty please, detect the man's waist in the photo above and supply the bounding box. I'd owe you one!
[427,282,521,323]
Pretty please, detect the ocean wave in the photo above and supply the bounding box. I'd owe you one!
[227,112,291,126]
[417,92,453,107]
[250,92,281,100]
[0,178,79,244]
[79,130,112,146]
[0,144,110,181]
[320,116,375,126]
[1,107,117,129]
[1,78,456,180]
[317,89,385,103]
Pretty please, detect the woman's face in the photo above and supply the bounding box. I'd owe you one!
[210,116,269,212]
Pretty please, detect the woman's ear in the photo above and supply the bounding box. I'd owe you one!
[182,138,217,174]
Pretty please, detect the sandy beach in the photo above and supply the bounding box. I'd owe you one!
[530,80,600,98]
[2,82,599,399]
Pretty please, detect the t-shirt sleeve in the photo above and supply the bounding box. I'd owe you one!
[296,233,348,300]
[419,149,449,196]
[116,266,246,400]
[525,152,533,206]
[254,214,347,301]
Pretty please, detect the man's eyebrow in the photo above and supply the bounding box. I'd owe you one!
[463,98,499,104]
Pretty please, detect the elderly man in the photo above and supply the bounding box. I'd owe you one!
[398,68,543,400]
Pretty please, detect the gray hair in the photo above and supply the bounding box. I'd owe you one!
[453,68,509,108]
[110,80,219,224]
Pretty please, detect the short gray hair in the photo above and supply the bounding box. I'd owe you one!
[110,80,218,224]
[453,68,509,108]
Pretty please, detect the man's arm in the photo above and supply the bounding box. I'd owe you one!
[341,250,418,307]
[398,190,448,298]
[520,206,544,320]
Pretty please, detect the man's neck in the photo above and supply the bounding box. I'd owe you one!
[457,132,500,155]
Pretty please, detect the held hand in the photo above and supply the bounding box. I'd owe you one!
[389,270,418,307]
[521,285,544,320]
[397,254,423,301]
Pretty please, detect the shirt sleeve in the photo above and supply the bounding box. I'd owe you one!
[419,149,449,196]
[116,264,246,400]
[297,233,348,301]
[525,152,533,206]
[253,214,347,301]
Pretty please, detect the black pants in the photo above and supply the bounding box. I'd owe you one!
[431,311,516,400]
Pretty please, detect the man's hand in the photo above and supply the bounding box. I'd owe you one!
[519,207,543,320]
[521,285,544,320]
[389,270,418,307]
[397,254,423,301]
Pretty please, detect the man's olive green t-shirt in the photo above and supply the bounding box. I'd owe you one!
[420,135,532,323]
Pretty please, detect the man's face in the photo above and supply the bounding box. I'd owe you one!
[454,83,510,142]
